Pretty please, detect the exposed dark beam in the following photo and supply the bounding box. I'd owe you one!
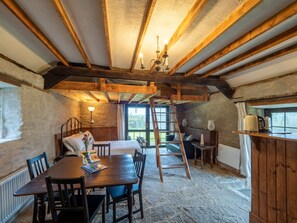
[43,73,70,89]
[44,64,234,98]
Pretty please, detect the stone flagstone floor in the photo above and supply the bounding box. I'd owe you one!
[12,148,250,223]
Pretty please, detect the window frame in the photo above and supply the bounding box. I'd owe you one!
[265,107,297,133]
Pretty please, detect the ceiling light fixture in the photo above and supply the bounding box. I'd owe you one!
[139,35,169,73]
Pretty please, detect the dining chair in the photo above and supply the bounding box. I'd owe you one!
[93,143,111,156]
[45,176,105,223]
[136,136,147,153]
[106,150,146,222]
[26,152,50,223]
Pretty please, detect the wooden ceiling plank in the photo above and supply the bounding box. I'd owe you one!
[130,0,157,71]
[167,0,261,76]
[85,91,100,102]
[187,1,297,77]
[52,0,91,68]
[138,94,155,104]
[149,0,208,72]
[1,0,69,66]
[202,26,297,77]
[128,93,137,104]
[220,43,297,79]
[104,92,110,103]
[101,0,112,68]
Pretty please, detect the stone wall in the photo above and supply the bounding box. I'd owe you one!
[80,102,117,127]
[177,93,239,148]
[177,72,297,150]
[0,59,81,179]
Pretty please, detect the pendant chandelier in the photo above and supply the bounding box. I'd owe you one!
[139,35,169,73]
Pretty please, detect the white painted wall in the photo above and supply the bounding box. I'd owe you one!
[217,144,240,170]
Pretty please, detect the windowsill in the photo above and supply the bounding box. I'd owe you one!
[0,138,21,144]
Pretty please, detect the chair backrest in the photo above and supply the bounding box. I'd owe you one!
[26,152,50,180]
[133,151,146,187]
[45,176,89,223]
[93,143,111,156]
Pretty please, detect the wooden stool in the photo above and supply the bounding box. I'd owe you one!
[192,142,215,169]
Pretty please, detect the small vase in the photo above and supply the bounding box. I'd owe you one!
[207,120,215,131]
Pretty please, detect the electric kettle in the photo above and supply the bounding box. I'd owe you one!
[244,114,258,132]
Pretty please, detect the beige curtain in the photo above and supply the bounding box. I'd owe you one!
[117,104,125,140]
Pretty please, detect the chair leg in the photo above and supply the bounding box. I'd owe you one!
[102,199,105,223]
[32,197,38,223]
[139,191,144,219]
[112,202,116,223]
[106,188,110,213]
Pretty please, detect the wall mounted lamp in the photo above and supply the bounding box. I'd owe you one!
[88,106,95,128]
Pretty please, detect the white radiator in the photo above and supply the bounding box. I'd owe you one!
[217,144,240,170]
[0,167,32,223]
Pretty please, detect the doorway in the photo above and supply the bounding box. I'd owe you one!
[125,105,169,147]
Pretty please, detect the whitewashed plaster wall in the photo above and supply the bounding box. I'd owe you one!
[0,58,81,179]
[80,102,117,127]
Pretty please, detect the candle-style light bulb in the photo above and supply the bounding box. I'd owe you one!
[164,39,168,57]
[139,52,145,70]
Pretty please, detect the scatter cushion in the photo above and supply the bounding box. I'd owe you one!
[63,133,86,154]
[185,135,193,141]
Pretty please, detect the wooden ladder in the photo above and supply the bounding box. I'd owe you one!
[149,98,191,182]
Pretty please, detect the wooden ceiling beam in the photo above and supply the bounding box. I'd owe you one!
[138,94,155,104]
[1,0,69,66]
[52,80,157,95]
[118,93,121,103]
[149,0,208,72]
[46,64,228,87]
[171,94,208,102]
[85,91,100,102]
[45,64,234,98]
[220,43,297,79]
[202,26,297,77]
[101,0,112,68]
[101,83,157,94]
[128,94,137,104]
[130,0,157,71]
[167,0,261,76]
[187,1,297,77]
[52,0,91,69]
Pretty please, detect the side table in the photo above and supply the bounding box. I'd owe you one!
[192,142,216,169]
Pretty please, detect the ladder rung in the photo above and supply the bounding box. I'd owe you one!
[159,130,179,133]
[157,121,177,123]
[160,141,180,144]
[162,164,186,169]
[160,152,182,156]
[153,112,176,114]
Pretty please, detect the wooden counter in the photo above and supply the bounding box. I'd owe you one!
[236,131,297,223]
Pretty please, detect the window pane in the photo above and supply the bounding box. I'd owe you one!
[271,127,285,133]
[127,131,146,140]
[285,128,297,134]
[286,112,297,128]
[128,107,146,130]
[271,112,284,127]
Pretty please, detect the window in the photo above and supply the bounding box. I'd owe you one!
[265,108,297,133]
[0,82,22,142]
[125,105,169,147]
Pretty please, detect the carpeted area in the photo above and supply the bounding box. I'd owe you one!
[13,149,250,223]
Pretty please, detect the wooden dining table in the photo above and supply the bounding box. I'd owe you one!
[14,155,139,223]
